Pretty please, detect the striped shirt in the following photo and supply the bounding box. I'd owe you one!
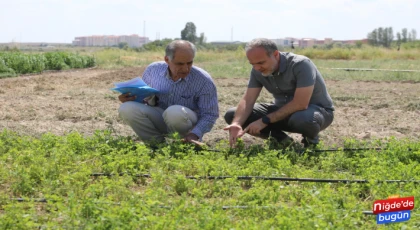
[142,61,219,138]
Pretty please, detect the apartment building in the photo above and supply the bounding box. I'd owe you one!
[271,37,367,48]
[72,34,150,47]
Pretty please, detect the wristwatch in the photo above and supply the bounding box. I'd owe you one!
[261,116,271,125]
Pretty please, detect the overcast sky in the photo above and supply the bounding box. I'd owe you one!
[1,0,418,43]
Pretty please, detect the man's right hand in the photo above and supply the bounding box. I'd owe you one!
[118,93,136,103]
[223,124,245,148]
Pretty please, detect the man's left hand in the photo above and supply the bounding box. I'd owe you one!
[184,133,206,147]
[242,119,267,136]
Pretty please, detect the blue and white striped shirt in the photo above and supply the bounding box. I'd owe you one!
[142,61,219,138]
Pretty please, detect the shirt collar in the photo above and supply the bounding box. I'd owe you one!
[275,52,287,75]
[165,68,189,82]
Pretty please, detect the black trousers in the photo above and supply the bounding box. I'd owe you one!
[224,103,334,144]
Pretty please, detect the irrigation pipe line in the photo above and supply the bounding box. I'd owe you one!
[320,67,420,72]
[10,198,121,205]
[89,173,420,184]
[163,136,415,153]
[294,147,414,154]
[8,199,420,216]
[186,147,414,153]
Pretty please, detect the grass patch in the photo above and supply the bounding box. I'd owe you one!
[406,102,420,111]
[372,103,389,109]
[332,96,370,101]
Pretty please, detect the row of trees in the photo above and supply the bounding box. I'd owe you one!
[367,27,417,48]
[123,22,420,51]
[183,23,419,50]
[397,28,417,43]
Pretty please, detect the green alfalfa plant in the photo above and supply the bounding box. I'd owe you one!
[158,132,199,159]
[222,138,246,159]
[174,174,189,195]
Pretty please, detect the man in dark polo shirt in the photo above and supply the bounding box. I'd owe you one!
[224,38,334,148]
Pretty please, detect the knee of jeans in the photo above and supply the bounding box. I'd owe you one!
[224,108,236,124]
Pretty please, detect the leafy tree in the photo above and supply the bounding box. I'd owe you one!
[181,22,197,44]
[367,29,378,46]
[388,28,394,44]
[367,27,393,47]
[385,27,394,47]
[198,32,206,45]
[401,28,408,42]
[118,42,128,49]
[411,29,417,41]
[377,27,383,46]
[396,32,402,43]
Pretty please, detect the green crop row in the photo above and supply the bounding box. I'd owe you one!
[0,129,419,229]
[0,51,96,78]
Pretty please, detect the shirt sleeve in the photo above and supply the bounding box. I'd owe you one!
[141,64,152,85]
[293,59,316,88]
[189,79,219,139]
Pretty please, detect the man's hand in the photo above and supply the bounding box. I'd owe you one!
[243,119,267,136]
[184,133,205,147]
[223,124,245,148]
[118,93,136,103]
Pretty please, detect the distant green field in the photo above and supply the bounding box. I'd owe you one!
[92,47,420,81]
[1,46,420,81]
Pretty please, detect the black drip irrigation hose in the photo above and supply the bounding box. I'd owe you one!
[320,67,420,72]
[8,199,420,216]
[11,198,48,203]
[292,147,414,156]
[186,177,420,184]
[194,147,414,154]
[305,147,388,153]
[11,198,121,205]
[89,173,420,184]
[90,173,151,177]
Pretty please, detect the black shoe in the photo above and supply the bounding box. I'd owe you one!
[301,137,318,149]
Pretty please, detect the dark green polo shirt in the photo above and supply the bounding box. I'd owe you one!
[248,52,334,110]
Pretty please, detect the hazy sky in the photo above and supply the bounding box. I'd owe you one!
[1,0,419,43]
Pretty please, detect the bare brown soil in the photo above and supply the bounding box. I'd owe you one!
[1,67,419,147]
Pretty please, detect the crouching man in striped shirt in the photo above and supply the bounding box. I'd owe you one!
[118,40,219,146]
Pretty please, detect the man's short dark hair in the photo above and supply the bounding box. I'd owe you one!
[245,38,278,56]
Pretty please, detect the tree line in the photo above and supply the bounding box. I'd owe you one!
[121,22,419,51]
[367,27,417,48]
[180,23,419,50]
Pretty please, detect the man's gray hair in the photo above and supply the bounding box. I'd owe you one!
[245,38,278,56]
[165,40,196,60]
